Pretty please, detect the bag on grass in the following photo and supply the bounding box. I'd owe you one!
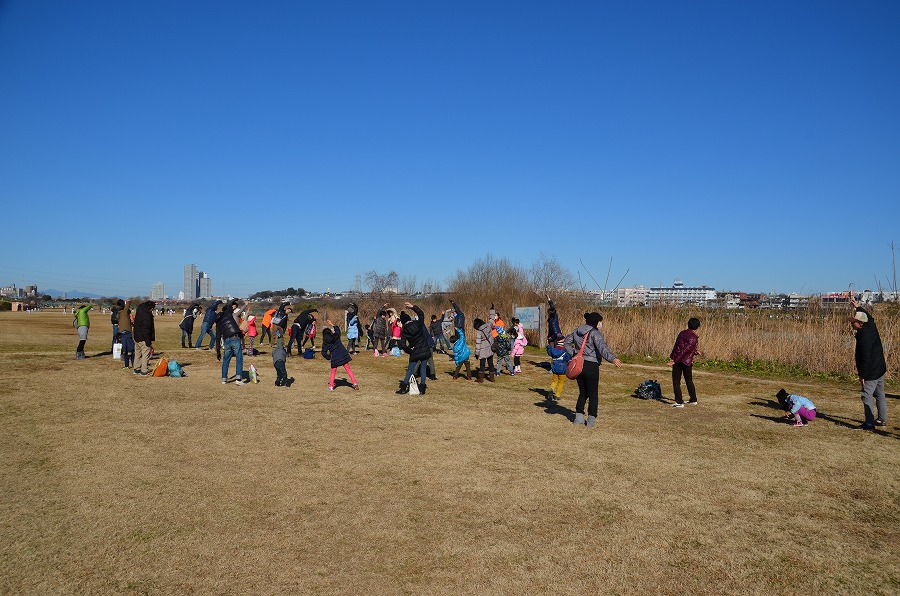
[408,374,420,395]
[635,379,662,400]
[565,330,591,380]
[167,359,186,377]
[152,358,169,377]
[112,342,122,360]
[303,348,315,359]
[390,346,401,357]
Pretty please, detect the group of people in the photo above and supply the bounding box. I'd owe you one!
[71,294,889,431]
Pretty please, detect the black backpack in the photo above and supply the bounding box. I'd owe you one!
[634,379,663,400]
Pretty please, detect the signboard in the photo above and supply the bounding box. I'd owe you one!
[514,306,541,330]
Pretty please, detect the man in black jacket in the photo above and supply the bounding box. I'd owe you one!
[216,300,245,384]
[132,300,156,376]
[850,298,888,429]
[287,307,318,356]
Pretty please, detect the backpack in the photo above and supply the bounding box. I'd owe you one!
[152,358,169,377]
[167,359,186,377]
[635,379,663,400]
[303,348,315,359]
[111,309,119,325]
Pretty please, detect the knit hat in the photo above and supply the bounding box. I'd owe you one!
[584,312,603,327]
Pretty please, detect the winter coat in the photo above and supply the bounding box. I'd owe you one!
[346,315,359,340]
[322,326,352,367]
[451,301,465,332]
[179,308,198,332]
[215,304,242,340]
[512,323,528,357]
[429,320,443,338]
[854,307,887,380]
[373,313,387,339]
[400,306,431,362]
[547,298,563,341]
[564,324,616,365]
[494,333,512,357]
[670,329,700,366]
[453,328,471,364]
[247,315,258,337]
[117,303,133,334]
[272,335,287,364]
[74,304,93,328]
[272,303,290,331]
[132,302,156,343]
[547,344,572,374]
[262,308,276,328]
[390,319,402,339]
[202,300,223,325]
[475,323,494,359]
[292,308,318,332]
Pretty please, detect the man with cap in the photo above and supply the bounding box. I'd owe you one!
[849,298,887,430]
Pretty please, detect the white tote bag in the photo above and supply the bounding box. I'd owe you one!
[408,374,420,395]
[112,343,122,360]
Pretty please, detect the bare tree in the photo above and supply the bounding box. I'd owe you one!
[530,253,575,292]
[399,274,418,295]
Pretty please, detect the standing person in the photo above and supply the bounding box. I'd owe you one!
[474,318,495,383]
[322,319,360,391]
[511,317,527,373]
[494,326,515,376]
[132,300,156,376]
[388,310,403,353]
[451,326,472,380]
[287,307,318,356]
[667,317,702,408]
[116,300,134,370]
[396,302,432,394]
[260,306,276,346]
[73,303,93,360]
[546,337,571,401]
[547,295,564,342]
[194,299,222,350]
[849,299,888,429]
[372,305,388,356]
[564,312,622,428]
[450,299,465,332]
[441,309,455,351]
[216,300,245,384]
[179,303,199,348]
[272,329,290,387]
[110,303,120,351]
[430,314,451,353]
[489,305,505,339]
[246,310,258,354]
[346,311,360,354]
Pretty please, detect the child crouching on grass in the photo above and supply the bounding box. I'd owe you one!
[546,338,571,401]
[776,389,816,426]
[272,329,290,386]
[322,320,359,391]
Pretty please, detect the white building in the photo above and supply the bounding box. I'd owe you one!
[151,282,165,301]
[617,286,648,307]
[648,280,717,305]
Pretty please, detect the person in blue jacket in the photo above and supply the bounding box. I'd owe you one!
[451,327,472,380]
[776,389,817,427]
[195,299,222,350]
[546,337,572,401]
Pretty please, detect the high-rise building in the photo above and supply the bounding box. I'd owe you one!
[151,282,165,301]
[184,264,199,300]
[199,273,212,298]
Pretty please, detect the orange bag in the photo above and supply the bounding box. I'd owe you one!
[152,358,169,377]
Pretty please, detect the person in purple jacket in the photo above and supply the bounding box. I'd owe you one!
[667,317,702,407]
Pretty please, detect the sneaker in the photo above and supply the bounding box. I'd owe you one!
[328,386,334,391]
[874,419,886,427]
[275,380,282,387]
[373,350,380,357]
[793,420,807,427]
[134,369,142,375]
[671,403,684,408]
[352,384,360,391]
[573,413,585,426]
[234,379,246,385]
[686,401,698,406]
[586,415,597,428]
[222,379,228,384]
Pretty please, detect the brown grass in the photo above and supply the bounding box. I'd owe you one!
[1,310,898,594]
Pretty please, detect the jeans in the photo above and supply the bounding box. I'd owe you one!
[222,336,244,381]
[181,328,193,346]
[404,359,428,386]
[496,354,514,374]
[274,360,287,383]
[434,333,451,352]
[195,321,216,349]
[861,375,887,425]
[111,324,119,349]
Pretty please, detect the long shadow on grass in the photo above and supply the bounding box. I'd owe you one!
[530,388,576,422]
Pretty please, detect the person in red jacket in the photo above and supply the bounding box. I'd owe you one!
[667,317,702,407]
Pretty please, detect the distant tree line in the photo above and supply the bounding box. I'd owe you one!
[249,288,307,300]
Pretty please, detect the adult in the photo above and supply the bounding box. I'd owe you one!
[116,300,134,370]
[132,300,156,376]
[73,303,93,360]
[216,300,245,384]
[430,314,451,353]
[346,303,363,354]
[260,306,277,346]
[489,304,505,338]
[396,302,432,394]
[667,317,702,407]
[849,299,888,429]
[195,299,222,350]
[287,307,318,356]
[564,312,622,428]
[270,302,291,340]
[473,317,495,383]
[179,303,200,348]
[110,303,120,351]
[450,299,465,333]
[547,295,564,342]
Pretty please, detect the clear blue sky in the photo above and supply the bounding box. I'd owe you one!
[2,1,899,298]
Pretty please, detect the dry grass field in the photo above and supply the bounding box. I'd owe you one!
[1,310,898,595]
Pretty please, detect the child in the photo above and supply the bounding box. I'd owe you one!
[272,329,290,386]
[301,316,317,350]
[322,320,359,391]
[246,311,258,355]
[388,310,402,352]
[494,327,515,375]
[346,312,360,354]
[776,389,817,426]
[451,327,472,380]
[511,317,527,373]
[546,295,564,343]
[546,338,571,401]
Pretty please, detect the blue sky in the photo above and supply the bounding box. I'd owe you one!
[2,1,899,298]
